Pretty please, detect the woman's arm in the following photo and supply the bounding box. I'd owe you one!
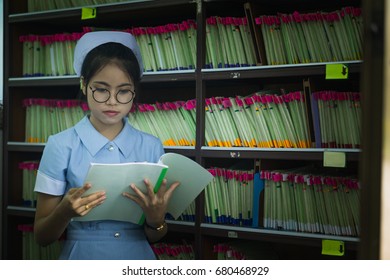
[34,184,106,246]
[34,193,71,246]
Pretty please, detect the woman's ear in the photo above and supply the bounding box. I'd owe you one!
[80,77,86,95]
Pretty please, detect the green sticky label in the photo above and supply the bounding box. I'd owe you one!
[323,151,346,168]
[81,7,96,20]
[322,240,345,256]
[326,64,349,79]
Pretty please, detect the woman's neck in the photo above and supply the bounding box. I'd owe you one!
[89,116,124,141]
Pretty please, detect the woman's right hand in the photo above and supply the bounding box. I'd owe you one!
[34,184,105,246]
[59,183,106,219]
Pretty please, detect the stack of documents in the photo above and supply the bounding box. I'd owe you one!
[128,100,196,146]
[205,97,242,147]
[205,16,257,68]
[20,32,80,77]
[20,20,197,76]
[205,91,311,148]
[24,98,88,143]
[165,201,195,222]
[19,161,40,207]
[255,6,363,65]
[321,7,363,61]
[86,20,197,72]
[17,224,63,260]
[204,167,254,226]
[151,242,195,260]
[214,241,279,260]
[130,90,311,148]
[261,168,360,236]
[130,20,196,72]
[20,6,363,74]
[311,91,361,148]
[214,243,246,260]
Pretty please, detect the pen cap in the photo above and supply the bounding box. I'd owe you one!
[73,31,144,78]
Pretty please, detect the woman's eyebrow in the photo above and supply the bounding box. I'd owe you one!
[92,81,133,87]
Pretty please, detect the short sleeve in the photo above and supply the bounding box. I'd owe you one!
[34,135,70,195]
[154,140,165,161]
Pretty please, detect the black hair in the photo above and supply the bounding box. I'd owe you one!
[80,42,141,103]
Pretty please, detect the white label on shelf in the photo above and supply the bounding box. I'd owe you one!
[323,151,346,168]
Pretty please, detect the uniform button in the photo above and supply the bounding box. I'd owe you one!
[114,232,120,238]
[108,145,114,151]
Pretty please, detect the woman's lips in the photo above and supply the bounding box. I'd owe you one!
[103,110,120,117]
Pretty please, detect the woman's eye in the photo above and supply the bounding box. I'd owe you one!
[96,88,109,93]
[118,90,132,95]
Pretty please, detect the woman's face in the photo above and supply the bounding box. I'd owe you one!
[82,62,135,137]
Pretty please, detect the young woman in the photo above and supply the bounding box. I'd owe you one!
[33,31,180,260]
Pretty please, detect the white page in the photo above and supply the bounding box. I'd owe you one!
[160,153,214,219]
[73,162,168,224]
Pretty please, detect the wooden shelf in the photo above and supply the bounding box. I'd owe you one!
[2,0,364,260]
[8,70,197,87]
[201,147,361,161]
[6,141,197,155]
[202,61,362,80]
[6,206,36,218]
[200,223,359,250]
[8,0,195,22]
[8,60,362,86]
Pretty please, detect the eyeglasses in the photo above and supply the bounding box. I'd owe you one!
[89,86,135,104]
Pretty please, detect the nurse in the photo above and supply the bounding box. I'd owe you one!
[33,31,180,259]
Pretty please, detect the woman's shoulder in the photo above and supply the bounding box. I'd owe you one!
[46,118,86,147]
[125,120,161,143]
[53,116,90,136]
[47,125,78,143]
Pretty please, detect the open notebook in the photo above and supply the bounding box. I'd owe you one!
[73,153,214,224]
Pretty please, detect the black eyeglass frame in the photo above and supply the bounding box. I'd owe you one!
[89,86,135,104]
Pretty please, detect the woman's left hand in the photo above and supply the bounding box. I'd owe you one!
[122,178,180,225]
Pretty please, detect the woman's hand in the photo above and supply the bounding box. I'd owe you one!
[59,183,106,220]
[122,179,180,226]
[34,183,106,246]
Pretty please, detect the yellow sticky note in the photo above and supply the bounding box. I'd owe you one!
[322,240,345,256]
[81,7,97,20]
[323,151,346,168]
[326,64,348,79]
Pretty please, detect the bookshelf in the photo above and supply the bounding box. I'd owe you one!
[2,0,365,260]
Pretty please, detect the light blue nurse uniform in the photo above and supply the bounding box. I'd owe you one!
[34,116,164,260]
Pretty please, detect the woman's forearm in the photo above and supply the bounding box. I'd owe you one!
[34,194,72,246]
[34,206,72,246]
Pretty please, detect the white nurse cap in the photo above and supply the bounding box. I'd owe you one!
[73,31,143,78]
